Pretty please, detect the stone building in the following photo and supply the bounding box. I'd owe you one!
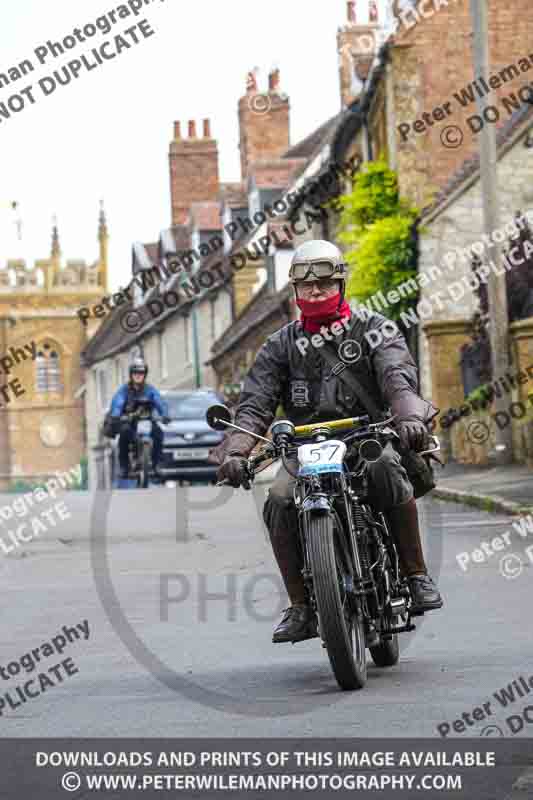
[0,210,108,489]
[418,104,533,465]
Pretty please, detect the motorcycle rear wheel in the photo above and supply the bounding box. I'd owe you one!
[307,512,367,691]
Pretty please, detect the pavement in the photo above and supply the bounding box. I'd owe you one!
[433,460,533,515]
[435,459,533,799]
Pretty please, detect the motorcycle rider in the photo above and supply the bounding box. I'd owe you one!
[110,358,170,479]
[213,240,443,644]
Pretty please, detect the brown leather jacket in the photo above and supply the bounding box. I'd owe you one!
[209,310,438,464]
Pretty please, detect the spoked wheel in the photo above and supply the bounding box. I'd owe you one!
[307,512,367,690]
[138,441,151,488]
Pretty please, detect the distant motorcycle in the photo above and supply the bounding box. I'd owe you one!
[207,404,440,691]
[120,400,156,489]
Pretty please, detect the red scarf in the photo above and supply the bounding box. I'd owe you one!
[296,292,351,334]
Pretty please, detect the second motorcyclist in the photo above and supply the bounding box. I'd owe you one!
[109,358,170,479]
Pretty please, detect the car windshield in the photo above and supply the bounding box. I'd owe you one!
[166,393,218,421]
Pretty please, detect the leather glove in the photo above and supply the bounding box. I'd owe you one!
[397,418,429,452]
[217,455,251,490]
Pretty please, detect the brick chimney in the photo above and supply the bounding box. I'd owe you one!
[238,68,290,181]
[337,0,380,109]
[169,118,219,226]
[268,68,280,91]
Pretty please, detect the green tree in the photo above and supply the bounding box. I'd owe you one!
[336,160,419,321]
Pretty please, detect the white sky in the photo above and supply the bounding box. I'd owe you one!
[0,0,387,291]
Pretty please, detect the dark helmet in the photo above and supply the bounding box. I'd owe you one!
[129,357,148,379]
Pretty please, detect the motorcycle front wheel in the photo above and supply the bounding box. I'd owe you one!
[307,512,367,691]
[138,440,151,489]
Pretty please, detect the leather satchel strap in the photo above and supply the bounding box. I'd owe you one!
[313,340,384,422]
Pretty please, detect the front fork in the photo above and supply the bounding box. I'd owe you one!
[297,482,366,624]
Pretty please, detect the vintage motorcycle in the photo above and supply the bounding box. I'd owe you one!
[119,399,157,489]
[207,404,440,691]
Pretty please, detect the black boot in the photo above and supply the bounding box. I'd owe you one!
[408,573,443,613]
[272,604,318,644]
[386,498,443,614]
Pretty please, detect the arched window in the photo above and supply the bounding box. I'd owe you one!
[35,352,47,392]
[35,343,63,393]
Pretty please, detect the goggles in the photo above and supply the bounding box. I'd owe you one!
[289,258,346,283]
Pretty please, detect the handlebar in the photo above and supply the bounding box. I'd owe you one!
[293,415,368,438]
[215,429,441,488]
[120,406,156,422]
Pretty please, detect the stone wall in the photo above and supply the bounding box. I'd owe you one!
[418,123,533,403]
[426,317,533,466]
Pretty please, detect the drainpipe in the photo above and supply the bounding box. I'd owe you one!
[191,304,201,388]
[364,117,373,162]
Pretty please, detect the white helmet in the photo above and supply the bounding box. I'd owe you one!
[289,240,348,285]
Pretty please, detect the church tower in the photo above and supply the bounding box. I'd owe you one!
[0,208,110,489]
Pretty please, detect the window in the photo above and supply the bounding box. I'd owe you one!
[35,343,63,393]
[183,316,190,362]
[97,368,108,411]
[249,188,260,218]
[159,331,168,379]
[35,352,47,392]
[48,351,61,391]
[210,299,216,341]
[133,279,143,308]
[222,207,233,254]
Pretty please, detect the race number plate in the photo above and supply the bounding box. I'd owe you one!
[172,448,210,461]
[297,440,347,476]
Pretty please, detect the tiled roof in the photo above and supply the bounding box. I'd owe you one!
[171,224,191,249]
[82,230,229,367]
[190,202,223,231]
[219,182,247,208]
[81,295,137,365]
[268,217,296,249]
[143,242,159,265]
[422,103,533,220]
